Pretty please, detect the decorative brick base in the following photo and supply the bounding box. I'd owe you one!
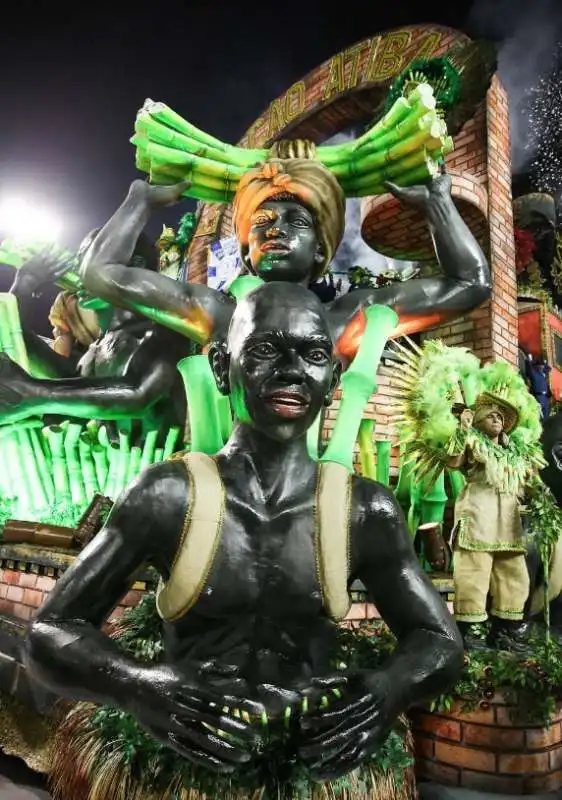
[411,695,562,794]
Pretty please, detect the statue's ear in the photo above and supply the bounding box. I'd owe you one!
[208,341,230,395]
[240,243,253,270]
[324,359,342,406]
[314,241,325,268]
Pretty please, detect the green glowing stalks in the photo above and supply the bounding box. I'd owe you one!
[420,470,448,528]
[358,419,376,479]
[2,294,29,372]
[104,443,120,499]
[322,305,398,471]
[140,430,158,471]
[177,356,224,455]
[16,428,48,511]
[0,301,15,362]
[79,434,99,502]
[114,431,131,497]
[375,439,392,487]
[64,424,87,507]
[153,448,164,463]
[162,427,181,460]
[45,426,71,504]
[92,445,109,492]
[126,446,142,484]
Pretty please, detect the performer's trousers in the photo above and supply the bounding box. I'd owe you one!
[453,547,529,623]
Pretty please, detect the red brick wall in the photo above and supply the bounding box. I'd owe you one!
[0,567,144,625]
[412,696,562,794]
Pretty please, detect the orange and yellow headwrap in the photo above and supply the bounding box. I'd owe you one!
[232,157,346,282]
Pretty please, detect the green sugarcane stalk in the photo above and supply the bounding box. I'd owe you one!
[322,305,398,471]
[114,449,131,496]
[177,355,224,455]
[153,447,164,463]
[16,428,49,511]
[217,395,233,445]
[144,139,247,179]
[97,426,110,449]
[148,170,233,205]
[132,119,262,171]
[79,434,99,501]
[113,431,131,497]
[127,447,143,484]
[163,427,181,460]
[140,430,158,471]
[0,418,43,441]
[341,147,436,193]
[2,294,30,372]
[86,420,100,443]
[306,411,323,461]
[318,98,413,166]
[136,101,267,164]
[64,423,87,507]
[45,425,71,504]
[420,469,448,527]
[3,431,34,516]
[0,301,15,360]
[92,445,109,492]
[376,439,392,487]
[104,443,120,499]
[358,419,376,480]
[29,428,55,505]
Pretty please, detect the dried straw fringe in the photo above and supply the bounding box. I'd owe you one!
[50,704,417,800]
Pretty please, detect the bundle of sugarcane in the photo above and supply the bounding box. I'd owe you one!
[132,82,453,204]
[0,419,182,529]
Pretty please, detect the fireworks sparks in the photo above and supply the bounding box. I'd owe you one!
[526,42,562,198]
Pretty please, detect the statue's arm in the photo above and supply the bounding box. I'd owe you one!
[79,181,234,343]
[0,341,178,424]
[23,462,184,709]
[328,175,491,351]
[353,480,464,711]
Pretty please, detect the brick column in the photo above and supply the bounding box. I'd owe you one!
[422,76,518,367]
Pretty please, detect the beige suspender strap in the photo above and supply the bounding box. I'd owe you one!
[156,451,225,622]
[315,461,352,621]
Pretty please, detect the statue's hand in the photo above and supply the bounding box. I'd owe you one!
[0,354,36,422]
[298,669,396,781]
[129,178,191,209]
[12,246,74,297]
[384,164,452,212]
[132,660,264,774]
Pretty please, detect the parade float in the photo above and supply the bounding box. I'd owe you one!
[1,22,562,799]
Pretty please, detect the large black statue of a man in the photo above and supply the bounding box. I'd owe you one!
[24,282,463,792]
[79,152,490,361]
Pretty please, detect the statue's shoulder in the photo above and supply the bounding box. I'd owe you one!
[350,472,401,523]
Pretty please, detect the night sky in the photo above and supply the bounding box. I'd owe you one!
[0,0,560,329]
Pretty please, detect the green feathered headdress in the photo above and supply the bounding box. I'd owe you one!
[386,339,545,490]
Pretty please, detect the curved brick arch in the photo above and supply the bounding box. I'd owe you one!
[361,169,489,262]
[186,23,470,282]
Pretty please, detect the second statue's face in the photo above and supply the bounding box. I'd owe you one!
[226,284,339,442]
[246,199,322,285]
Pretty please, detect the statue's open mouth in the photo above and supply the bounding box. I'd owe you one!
[261,241,291,254]
[263,391,310,418]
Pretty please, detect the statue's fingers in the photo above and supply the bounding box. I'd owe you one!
[169,724,252,764]
[172,707,261,744]
[300,707,378,756]
[167,734,238,773]
[301,695,371,730]
[308,742,369,783]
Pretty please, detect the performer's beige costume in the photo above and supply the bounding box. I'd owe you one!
[450,397,530,623]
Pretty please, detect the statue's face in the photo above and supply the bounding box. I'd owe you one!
[246,200,323,285]
[476,410,504,439]
[225,284,339,442]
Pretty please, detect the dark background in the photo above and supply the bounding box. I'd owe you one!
[0,0,560,329]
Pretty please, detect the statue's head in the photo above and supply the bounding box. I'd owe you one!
[210,282,341,442]
[541,413,562,505]
[232,149,345,286]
